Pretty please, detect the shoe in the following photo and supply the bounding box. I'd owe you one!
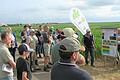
[91,65,95,67]
[49,62,53,65]
[34,66,41,70]
[44,67,50,72]
[85,63,89,66]
[31,67,36,72]
[46,65,52,68]
[116,58,119,64]
[35,60,39,65]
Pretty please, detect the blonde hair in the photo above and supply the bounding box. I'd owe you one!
[43,25,49,31]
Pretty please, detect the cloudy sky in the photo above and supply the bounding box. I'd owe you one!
[0,0,120,24]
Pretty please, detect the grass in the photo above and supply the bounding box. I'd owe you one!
[1,22,120,56]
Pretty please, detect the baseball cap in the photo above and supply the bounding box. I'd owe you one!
[18,43,35,53]
[63,28,78,38]
[29,29,35,33]
[59,37,80,52]
[86,29,90,33]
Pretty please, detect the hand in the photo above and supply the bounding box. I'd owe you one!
[80,45,85,52]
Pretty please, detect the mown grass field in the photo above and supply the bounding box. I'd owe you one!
[1,22,120,56]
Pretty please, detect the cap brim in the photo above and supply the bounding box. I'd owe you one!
[72,34,78,38]
[22,43,35,52]
[87,31,90,33]
[28,48,35,52]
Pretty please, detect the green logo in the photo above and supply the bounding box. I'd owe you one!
[73,9,80,20]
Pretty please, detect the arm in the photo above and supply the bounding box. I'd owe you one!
[22,71,29,80]
[3,48,16,68]
[80,45,85,52]
[80,35,86,52]
[76,54,85,65]
[8,59,16,68]
[82,35,86,47]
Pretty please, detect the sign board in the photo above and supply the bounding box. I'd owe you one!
[102,28,117,57]
[70,8,90,35]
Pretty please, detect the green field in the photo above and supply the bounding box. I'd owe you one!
[1,22,120,56]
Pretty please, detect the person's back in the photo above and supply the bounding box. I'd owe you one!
[51,37,92,80]
[51,62,92,80]
[51,43,60,64]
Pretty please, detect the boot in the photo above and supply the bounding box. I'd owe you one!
[44,65,50,72]
[35,60,39,65]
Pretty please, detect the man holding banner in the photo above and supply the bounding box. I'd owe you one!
[83,29,95,67]
[70,8,95,67]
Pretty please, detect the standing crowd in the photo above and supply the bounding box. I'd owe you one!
[0,24,95,80]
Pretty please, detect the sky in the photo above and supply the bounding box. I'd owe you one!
[0,0,120,24]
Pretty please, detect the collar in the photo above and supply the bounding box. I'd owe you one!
[58,59,78,67]
[58,61,76,66]
[0,41,8,47]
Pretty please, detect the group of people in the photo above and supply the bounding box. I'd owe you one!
[0,24,95,80]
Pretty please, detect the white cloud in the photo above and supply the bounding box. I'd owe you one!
[0,0,120,23]
[86,0,116,6]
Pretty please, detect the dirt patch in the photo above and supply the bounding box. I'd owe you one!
[79,58,120,80]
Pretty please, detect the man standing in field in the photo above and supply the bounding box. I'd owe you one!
[42,25,52,71]
[83,29,95,67]
[0,31,16,80]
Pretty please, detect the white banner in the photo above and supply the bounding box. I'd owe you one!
[70,8,90,35]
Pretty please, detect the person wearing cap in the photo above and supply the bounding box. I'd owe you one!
[63,28,85,50]
[0,31,16,80]
[63,28,76,37]
[26,29,39,71]
[83,29,95,67]
[51,37,92,80]
[63,27,82,41]
[51,32,66,64]
[16,43,32,80]
[51,29,85,64]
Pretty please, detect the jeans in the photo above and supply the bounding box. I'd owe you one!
[85,47,94,65]
[36,43,44,56]
[0,76,13,80]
